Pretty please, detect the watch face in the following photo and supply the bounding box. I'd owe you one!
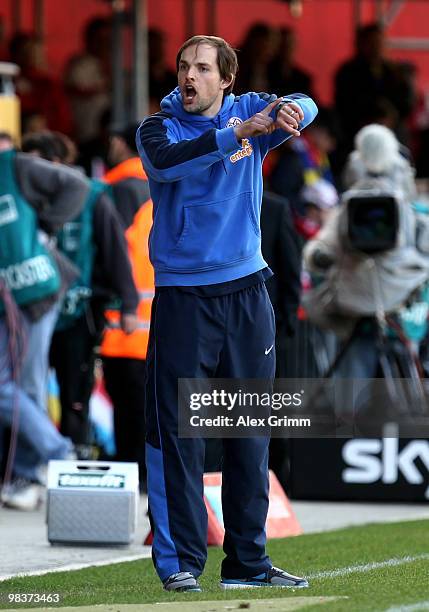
[225,117,243,128]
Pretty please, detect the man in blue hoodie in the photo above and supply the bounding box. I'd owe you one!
[137,35,317,593]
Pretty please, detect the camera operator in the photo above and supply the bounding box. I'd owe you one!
[342,123,417,202]
[303,124,429,382]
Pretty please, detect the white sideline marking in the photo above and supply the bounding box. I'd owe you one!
[385,601,429,611]
[0,551,151,582]
[1,552,427,587]
[308,553,429,579]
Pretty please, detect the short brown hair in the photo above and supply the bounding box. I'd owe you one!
[176,35,238,96]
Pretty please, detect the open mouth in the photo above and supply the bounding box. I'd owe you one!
[183,85,197,104]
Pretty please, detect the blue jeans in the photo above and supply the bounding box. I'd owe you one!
[21,302,61,410]
[332,335,379,416]
[0,304,72,482]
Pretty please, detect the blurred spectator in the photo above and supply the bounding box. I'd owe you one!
[22,131,138,458]
[77,107,112,178]
[268,27,314,99]
[53,132,78,165]
[269,108,337,216]
[0,146,88,510]
[64,17,112,144]
[148,28,177,104]
[9,32,72,134]
[234,23,279,94]
[21,111,48,137]
[335,23,416,164]
[100,123,154,488]
[292,107,337,187]
[0,131,14,151]
[298,178,339,240]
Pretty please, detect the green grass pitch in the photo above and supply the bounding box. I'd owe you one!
[0,520,428,611]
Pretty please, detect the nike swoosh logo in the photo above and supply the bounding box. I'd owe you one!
[265,345,274,355]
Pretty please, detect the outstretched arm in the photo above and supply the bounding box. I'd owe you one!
[136,113,239,183]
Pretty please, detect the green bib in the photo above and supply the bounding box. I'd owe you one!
[0,150,60,313]
[55,179,105,330]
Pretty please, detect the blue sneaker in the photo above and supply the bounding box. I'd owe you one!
[220,566,309,589]
[163,571,202,592]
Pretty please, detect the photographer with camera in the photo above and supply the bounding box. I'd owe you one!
[303,124,429,384]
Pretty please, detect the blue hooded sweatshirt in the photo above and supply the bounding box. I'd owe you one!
[136,89,318,286]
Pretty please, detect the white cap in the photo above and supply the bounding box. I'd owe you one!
[355,123,401,174]
[301,179,339,210]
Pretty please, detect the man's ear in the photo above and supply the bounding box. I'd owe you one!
[220,74,233,91]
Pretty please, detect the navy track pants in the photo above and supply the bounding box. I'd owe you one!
[145,282,275,581]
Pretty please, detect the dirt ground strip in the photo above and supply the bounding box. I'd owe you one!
[5,596,347,612]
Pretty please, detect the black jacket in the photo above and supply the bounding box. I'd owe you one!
[90,191,138,315]
[261,191,302,336]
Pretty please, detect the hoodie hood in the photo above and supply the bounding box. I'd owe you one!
[161,87,236,124]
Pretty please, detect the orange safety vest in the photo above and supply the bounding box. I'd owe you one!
[100,158,154,360]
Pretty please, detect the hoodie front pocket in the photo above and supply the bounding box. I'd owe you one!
[167,191,260,271]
